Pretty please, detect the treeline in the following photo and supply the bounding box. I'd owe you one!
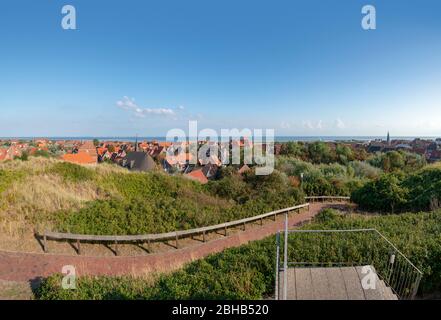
[280,141,368,164]
[280,141,426,171]
[275,156,380,197]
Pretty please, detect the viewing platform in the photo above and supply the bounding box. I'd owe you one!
[278,265,398,300]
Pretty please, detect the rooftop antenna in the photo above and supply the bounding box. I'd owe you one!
[135,134,138,152]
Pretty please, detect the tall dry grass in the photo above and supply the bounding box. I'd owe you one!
[0,157,125,237]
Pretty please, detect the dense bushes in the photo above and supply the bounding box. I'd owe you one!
[36,209,441,299]
[368,151,426,173]
[352,165,441,213]
[50,162,96,182]
[276,157,369,197]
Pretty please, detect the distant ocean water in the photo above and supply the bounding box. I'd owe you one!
[2,136,439,142]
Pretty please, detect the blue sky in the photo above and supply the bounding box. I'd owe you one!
[0,0,440,137]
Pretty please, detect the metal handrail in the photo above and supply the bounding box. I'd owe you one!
[277,228,423,300]
[286,228,423,275]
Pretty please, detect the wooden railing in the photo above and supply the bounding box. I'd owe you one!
[305,196,350,202]
[39,203,310,255]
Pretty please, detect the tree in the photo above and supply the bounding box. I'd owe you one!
[281,142,304,158]
[93,139,100,147]
[335,144,354,164]
[351,173,408,213]
[384,151,404,172]
[376,174,408,214]
[307,142,333,164]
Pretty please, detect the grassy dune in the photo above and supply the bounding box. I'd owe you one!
[0,157,302,236]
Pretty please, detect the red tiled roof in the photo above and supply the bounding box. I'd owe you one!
[184,169,208,184]
[166,152,194,166]
[0,149,7,161]
[62,153,96,164]
[97,147,108,156]
[238,164,251,174]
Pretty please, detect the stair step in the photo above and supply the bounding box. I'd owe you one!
[341,266,365,300]
[295,268,314,300]
[310,268,333,300]
[322,267,348,300]
[278,266,399,300]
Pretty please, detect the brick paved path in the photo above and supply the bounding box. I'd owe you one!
[0,202,332,283]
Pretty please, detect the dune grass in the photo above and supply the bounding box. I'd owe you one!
[0,158,302,236]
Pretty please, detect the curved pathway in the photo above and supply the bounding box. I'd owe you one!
[0,202,341,283]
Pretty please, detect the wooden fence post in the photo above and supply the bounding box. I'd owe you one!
[114,240,119,256]
[224,226,228,236]
[202,231,206,242]
[43,233,47,253]
[175,234,179,249]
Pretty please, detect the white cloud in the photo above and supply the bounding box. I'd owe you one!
[302,120,323,130]
[334,118,345,129]
[317,120,323,129]
[280,121,291,129]
[116,96,178,118]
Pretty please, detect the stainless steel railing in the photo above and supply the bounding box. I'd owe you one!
[276,228,423,300]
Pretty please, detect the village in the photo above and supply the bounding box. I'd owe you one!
[1,134,441,185]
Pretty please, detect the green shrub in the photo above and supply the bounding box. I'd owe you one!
[50,162,95,182]
[352,166,441,213]
[0,169,17,193]
[315,208,341,223]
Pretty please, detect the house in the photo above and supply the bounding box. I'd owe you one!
[274,144,282,155]
[367,144,383,153]
[149,146,165,158]
[199,154,222,166]
[0,146,22,161]
[77,141,98,158]
[184,168,208,184]
[395,144,412,150]
[201,163,218,179]
[427,150,441,163]
[238,164,251,175]
[165,152,194,172]
[0,149,7,161]
[122,152,156,172]
[62,153,96,165]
